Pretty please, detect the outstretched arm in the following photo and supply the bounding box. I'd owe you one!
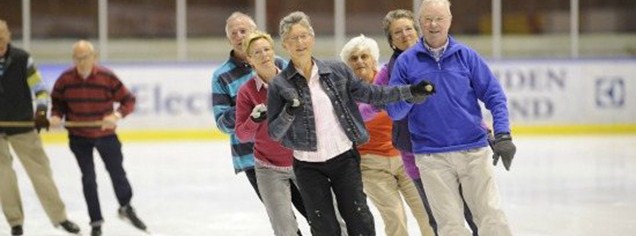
[386,59,415,120]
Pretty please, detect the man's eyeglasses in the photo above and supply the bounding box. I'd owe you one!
[422,16,450,25]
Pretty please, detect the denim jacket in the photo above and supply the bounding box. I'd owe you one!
[267,58,414,152]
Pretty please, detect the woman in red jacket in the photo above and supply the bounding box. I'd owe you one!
[234,31,305,236]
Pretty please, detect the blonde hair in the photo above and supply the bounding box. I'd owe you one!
[242,30,274,56]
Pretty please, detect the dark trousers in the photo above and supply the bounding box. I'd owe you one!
[413,178,479,236]
[294,148,375,236]
[244,168,308,219]
[69,135,132,224]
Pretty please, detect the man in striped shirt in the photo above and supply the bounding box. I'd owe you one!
[211,12,308,214]
[49,40,145,236]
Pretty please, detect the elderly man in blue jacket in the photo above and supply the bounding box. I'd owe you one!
[387,1,516,236]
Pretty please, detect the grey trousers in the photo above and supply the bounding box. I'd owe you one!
[255,164,301,236]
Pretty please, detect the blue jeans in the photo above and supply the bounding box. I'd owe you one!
[69,135,132,225]
[293,148,375,236]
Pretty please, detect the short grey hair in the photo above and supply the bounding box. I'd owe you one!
[339,34,379,64]
[278,11,315,39]
[419,0,452,18]
[382,9,420,47]
[224,11,257,38]
[72,40,97,54]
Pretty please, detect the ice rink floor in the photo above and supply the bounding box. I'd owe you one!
[1,135,635,236]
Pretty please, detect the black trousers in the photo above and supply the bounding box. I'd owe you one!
[294,148,375,236]
[69,134,132,225]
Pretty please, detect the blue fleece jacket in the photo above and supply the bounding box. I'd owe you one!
[387,36,510,154]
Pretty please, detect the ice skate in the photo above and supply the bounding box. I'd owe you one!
[118,205,148,232]
[58,220,81,234]
[11,225,22,236]
[91,225,101,236]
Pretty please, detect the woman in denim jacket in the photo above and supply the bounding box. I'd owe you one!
[266,11,434,236]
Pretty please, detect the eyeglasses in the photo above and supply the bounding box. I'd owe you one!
[348,53,371,63]
[72,53,94,62]
[249,46,273,58]
[391,26,415,37]
[422,16,450,25]
[285,33,312,43]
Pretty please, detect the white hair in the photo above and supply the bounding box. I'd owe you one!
[224,12,257,39]
[339,34,380,64]
[419,0,452,18]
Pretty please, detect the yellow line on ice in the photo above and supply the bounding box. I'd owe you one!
[38,124,636,144]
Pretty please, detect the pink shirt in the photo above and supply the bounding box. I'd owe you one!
[293,63,352,162]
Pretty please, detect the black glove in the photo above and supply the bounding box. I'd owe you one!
[492,132,516,171]
[34,104,50,133]
[250,104,267,123]
[487,128,495,150]
[410,80,436,96]
[408,80,435,103]
[284,98,302,116]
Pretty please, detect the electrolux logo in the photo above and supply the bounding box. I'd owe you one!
[595,77,625,108]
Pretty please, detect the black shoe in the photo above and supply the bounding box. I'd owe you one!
[59,220,81,233]
[118,205,147,231]
[11,225,23,236]
[91,226,102,236]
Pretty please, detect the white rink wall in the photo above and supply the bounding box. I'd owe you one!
[38,59,636,137]
[490,59,635,125]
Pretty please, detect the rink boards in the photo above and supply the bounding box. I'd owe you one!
[36,59,636,142]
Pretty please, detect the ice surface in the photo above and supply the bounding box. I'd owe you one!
[1,135,635,235]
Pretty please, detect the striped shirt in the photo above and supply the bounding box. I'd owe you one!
[211,50,287,173]
[0,57,5,77]
[51,65,135,138]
